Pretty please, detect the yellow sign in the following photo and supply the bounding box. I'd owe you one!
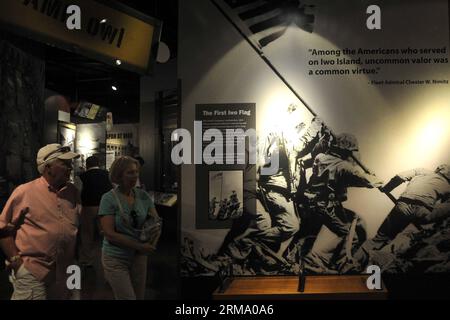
[86,104,100,120]
[0,0,161,74]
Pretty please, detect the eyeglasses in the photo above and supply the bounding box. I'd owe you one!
[43,146,71,161]
[130,210,138,228]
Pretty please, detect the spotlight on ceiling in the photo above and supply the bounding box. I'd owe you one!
[115,59,122,66]
[100,19,107,24]
[111,85,118,91]
[156,41,170,63]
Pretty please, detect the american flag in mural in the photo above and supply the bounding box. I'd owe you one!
[213,0,315,50]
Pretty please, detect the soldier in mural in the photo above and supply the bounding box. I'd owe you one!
[227,190,242,219]
[287,110,335,243]
[297,133,382,273]
[285,105,335,211]
[208,197,219,220]
[229,190,238,206]
[211,130,301,274]
[251,131,300,254]
[209,191,243,221]
[349,164,450,272]
[210,116,381,275]
[291,115,332,170]
[217,199,229,220]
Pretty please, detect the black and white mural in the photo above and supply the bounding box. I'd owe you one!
[179,0,450,277]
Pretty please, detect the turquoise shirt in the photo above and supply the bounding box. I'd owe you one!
[98,188,155,260]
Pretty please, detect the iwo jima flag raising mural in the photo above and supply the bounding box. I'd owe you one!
[212,0,315,50]
[180,0,450,277]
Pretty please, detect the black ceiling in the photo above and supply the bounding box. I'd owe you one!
[45,0,178,124]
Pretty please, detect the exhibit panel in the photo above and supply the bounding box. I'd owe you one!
[195,103,256,230]
[179,0,450,277]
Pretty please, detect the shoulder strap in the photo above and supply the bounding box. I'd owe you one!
[111,188,128,223]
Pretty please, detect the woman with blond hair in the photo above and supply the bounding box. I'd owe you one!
[98,156,161,300]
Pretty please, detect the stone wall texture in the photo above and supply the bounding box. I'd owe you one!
[0,39,45,205]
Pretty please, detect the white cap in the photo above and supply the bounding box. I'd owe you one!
[36,144,80,174]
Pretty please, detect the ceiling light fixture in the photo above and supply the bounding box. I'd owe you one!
[115,59,122,66]
[100,19,107,24]
[111,85,118,91]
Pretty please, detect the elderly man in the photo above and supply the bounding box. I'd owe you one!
[0,144,80,300]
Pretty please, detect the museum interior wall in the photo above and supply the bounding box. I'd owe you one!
[178,0,450,278]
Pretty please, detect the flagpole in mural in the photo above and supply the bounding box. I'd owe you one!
[210,0,397,204]
[220,173,224,201]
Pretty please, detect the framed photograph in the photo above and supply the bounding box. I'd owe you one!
[58,122,76,151]
[58,122,76,182]
[208,170,243,221]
